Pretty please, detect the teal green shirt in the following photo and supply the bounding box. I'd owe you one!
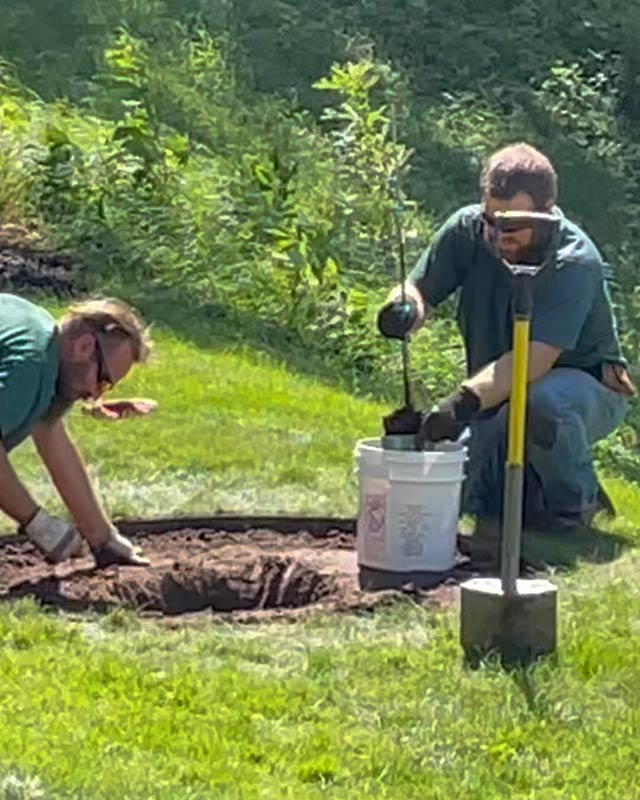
[0,294,60,451]
[409,205,624,376]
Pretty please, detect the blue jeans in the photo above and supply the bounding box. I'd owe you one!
[462,368,627,520]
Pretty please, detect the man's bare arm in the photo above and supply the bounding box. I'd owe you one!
[463,341,562,410]
[0,442,39,526]
[31,420,111,547]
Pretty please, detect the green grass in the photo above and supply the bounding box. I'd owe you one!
[0,540,639,799]
[1,297,640,798]
[8,315,387,524]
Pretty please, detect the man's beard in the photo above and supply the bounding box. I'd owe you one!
[498,223,557,267]
[43,362,92,423]
[500,241,548,266]
[43,393,75,423]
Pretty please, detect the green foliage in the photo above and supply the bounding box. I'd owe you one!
[0,0,639,470]
[540,55,624,162]
[0,134,30,224]
[314,57,411,240]
[0,61,34,224]
[0,773,45,800]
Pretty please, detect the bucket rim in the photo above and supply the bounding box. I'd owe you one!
[354,438,467,460]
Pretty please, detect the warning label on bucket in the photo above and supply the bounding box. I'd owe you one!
[397,504,431,557]
[362,493,386,562]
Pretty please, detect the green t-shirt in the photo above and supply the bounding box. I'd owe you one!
[0,294,60,451]
[409,204,624,376]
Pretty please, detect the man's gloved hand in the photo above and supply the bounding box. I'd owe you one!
[23,508,85,564]
[91,525,150,569]
[383,405,422,436]
[377,299,417,339]
[416,387,481,447]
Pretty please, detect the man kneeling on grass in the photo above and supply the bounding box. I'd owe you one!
[377,143,634,538]
[0,293,150,567]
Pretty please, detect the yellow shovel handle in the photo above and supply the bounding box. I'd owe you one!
[507,318,530,467]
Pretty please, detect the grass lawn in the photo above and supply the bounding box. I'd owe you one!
[8,299,388,522]
[1,296,639,798]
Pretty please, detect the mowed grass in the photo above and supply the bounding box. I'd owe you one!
[1,298,639,798]
[0,541,639,800]
[8,320,388,523]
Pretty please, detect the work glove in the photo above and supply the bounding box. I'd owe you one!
[416,387,480,447]
[23,508,85,564]
[383,405,422,436]
[90,525,150,568]
[377,299,417,340]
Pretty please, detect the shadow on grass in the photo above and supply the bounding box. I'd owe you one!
[122,284,393,401]
[459,513,630,577]
[521,522,628,572]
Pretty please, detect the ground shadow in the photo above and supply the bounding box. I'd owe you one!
[520,523,628,572]
[6,223,389,402]
[126,284,392,401]
[457,517,629,578]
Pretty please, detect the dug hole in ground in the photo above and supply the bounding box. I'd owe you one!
[0,439,505,624]
[0,233,506,624]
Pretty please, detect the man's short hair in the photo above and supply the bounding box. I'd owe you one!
[61,298,152,363]
[480,143,558,209]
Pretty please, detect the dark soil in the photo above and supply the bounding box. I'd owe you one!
[0,527,496,622]
[0,230,80,295]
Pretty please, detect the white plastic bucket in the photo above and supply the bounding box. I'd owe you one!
[355,438,467,574]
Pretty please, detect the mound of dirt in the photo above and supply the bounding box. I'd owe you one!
[0,228,80,295]
[0,527,491,622]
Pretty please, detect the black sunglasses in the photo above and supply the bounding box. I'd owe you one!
[94,333,114,392]
[482,211,533,233]
[482,210,554,233]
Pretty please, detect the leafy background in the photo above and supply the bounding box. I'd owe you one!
[0,0,639,477]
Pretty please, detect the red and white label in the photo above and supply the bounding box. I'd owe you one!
[361,492,386,562]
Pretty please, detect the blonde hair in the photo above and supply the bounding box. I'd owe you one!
[61,298,152,363]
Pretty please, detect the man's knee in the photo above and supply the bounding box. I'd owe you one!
[526,373,571,450]
[468,406,508,462]
[527,394,560,450]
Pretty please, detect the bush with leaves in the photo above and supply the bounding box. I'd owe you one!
[0,3,639,476]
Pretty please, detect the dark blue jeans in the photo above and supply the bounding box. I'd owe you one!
[462,368,628,520]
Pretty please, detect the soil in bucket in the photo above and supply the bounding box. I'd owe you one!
[0,526,499,622]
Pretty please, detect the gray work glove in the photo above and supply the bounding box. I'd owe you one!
[90,525,150,568]
[23,508,85,564]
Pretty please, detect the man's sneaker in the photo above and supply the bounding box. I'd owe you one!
[596,480,616,518]
[528,512,588,534]
[525,480,616,534]
[460,516,502,569]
